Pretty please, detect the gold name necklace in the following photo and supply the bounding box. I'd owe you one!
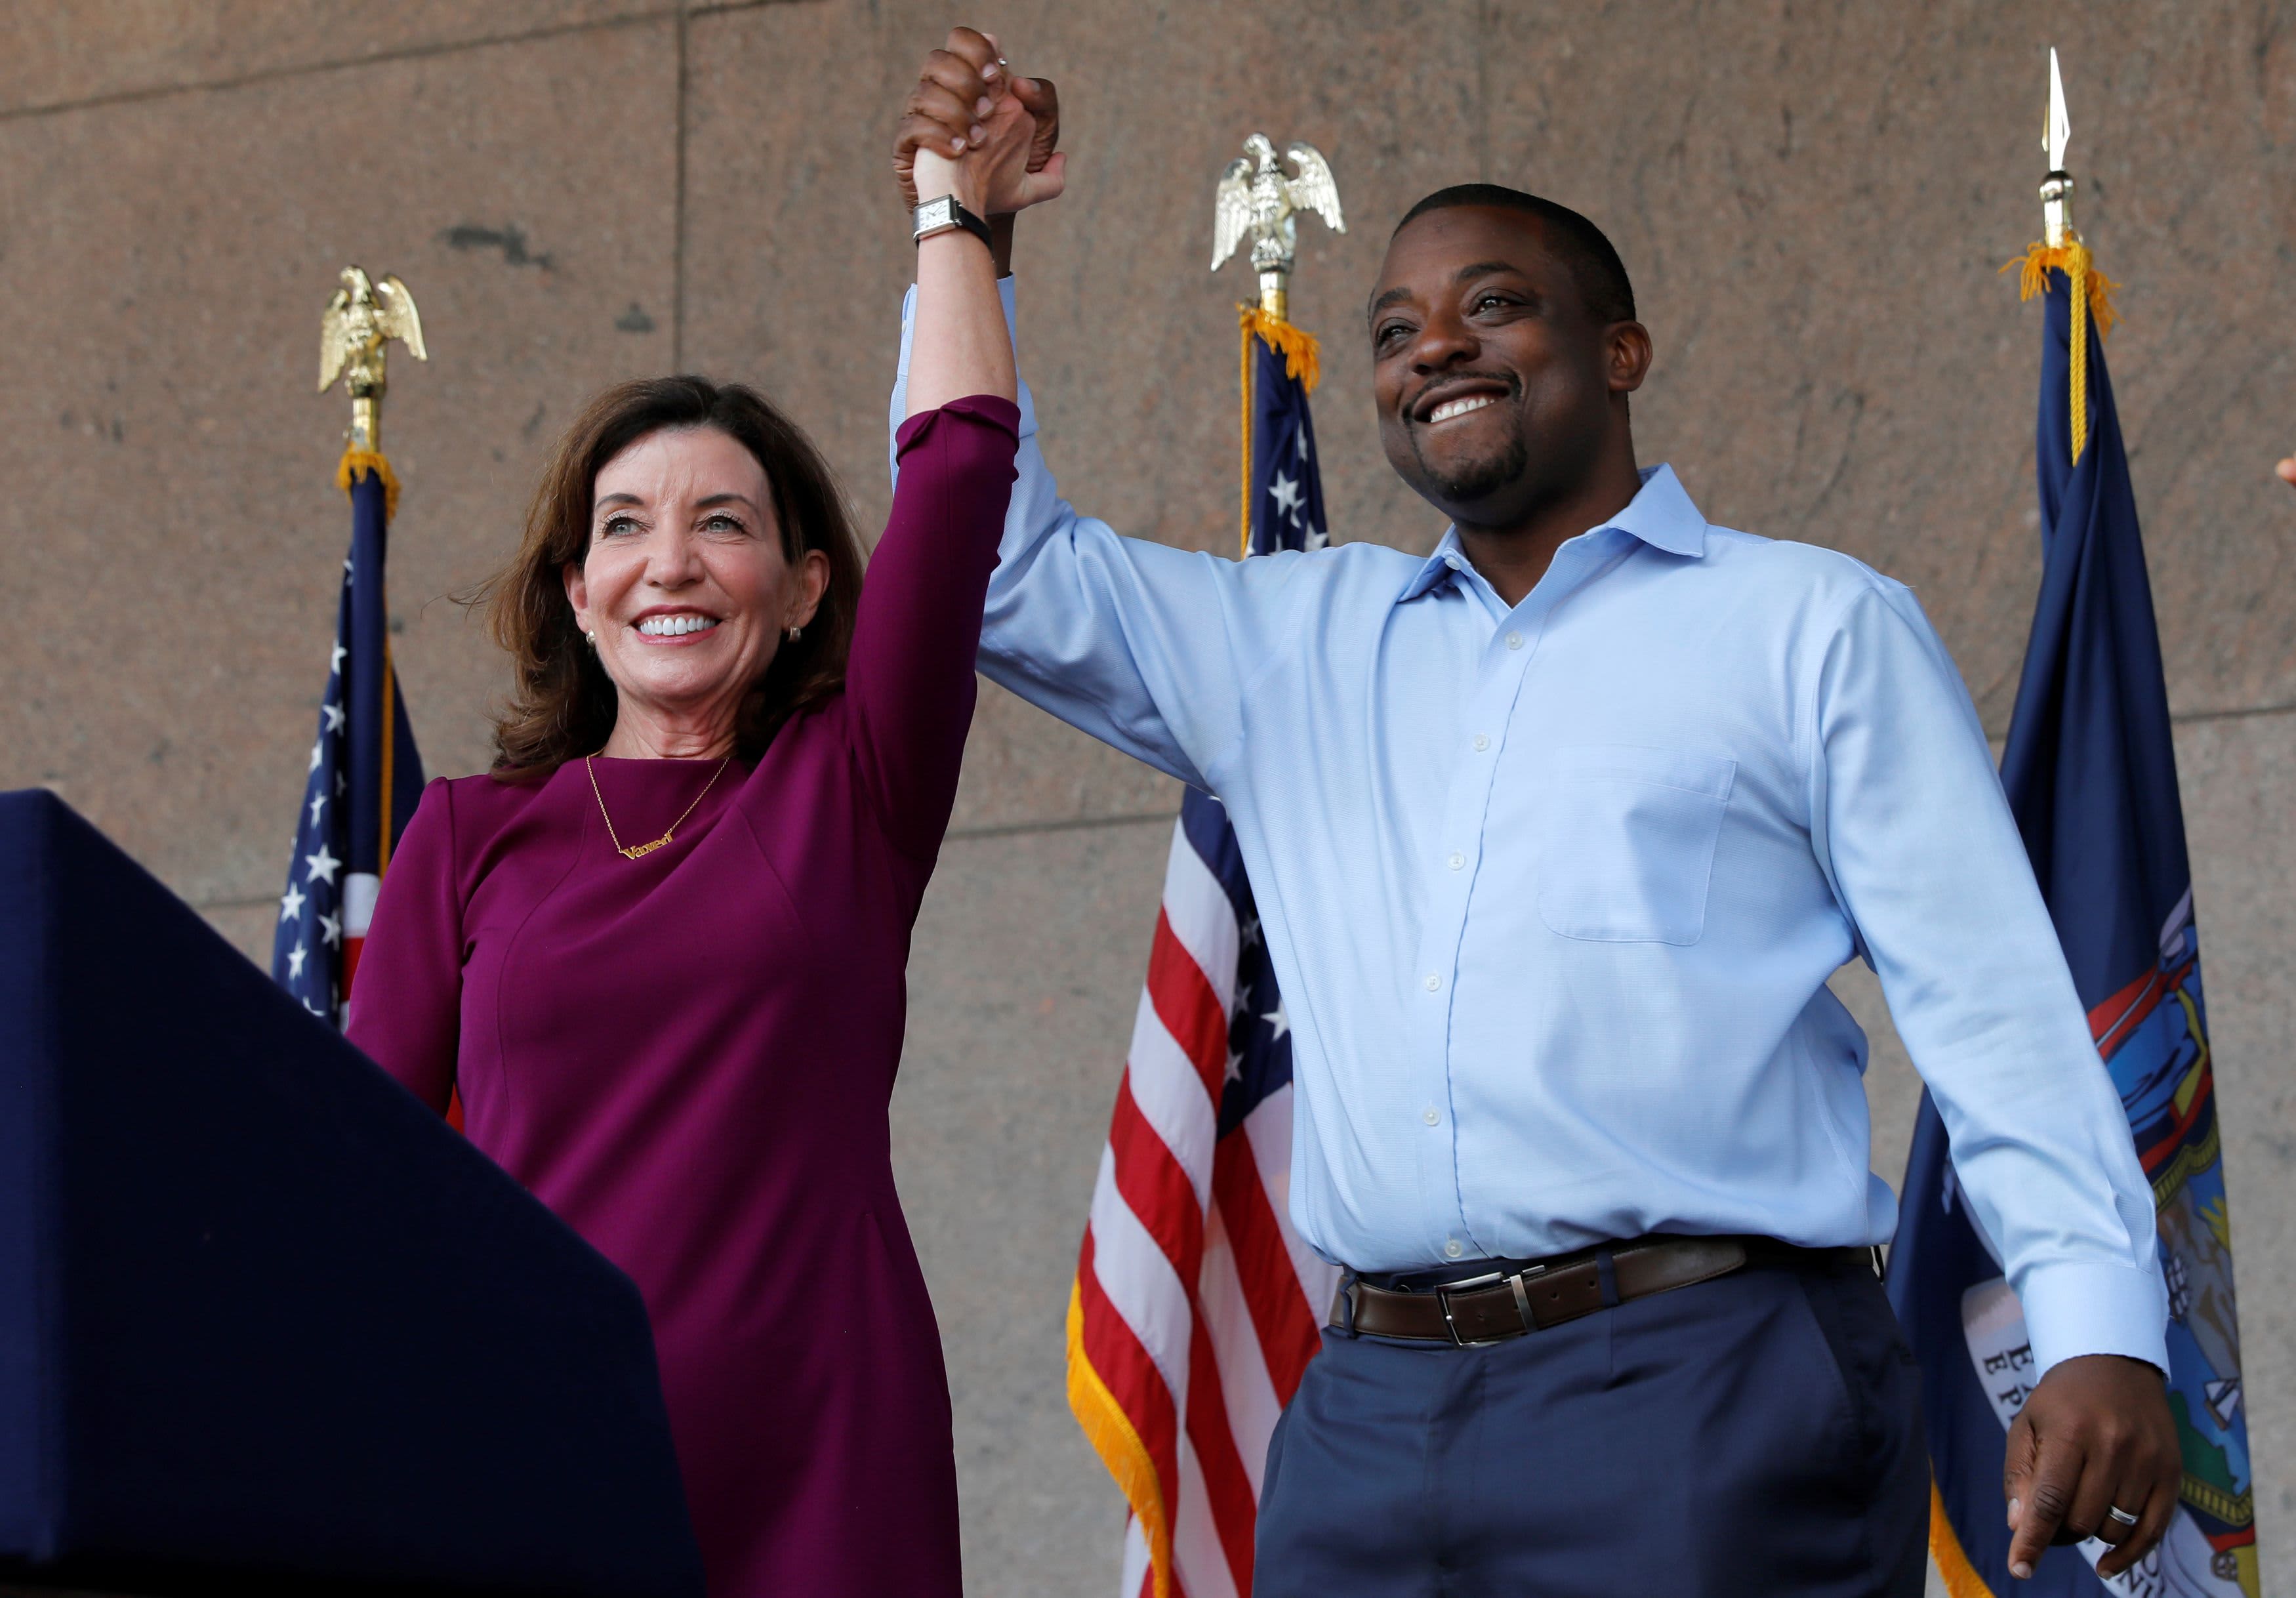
[585,753,733,860]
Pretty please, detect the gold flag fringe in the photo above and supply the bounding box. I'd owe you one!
[336,446,401,521]
[1065,1283,1176,1598]
[1239,306,1323,394]
[2004,241,2120,466]
[1237,307,1324,558]
[1926,1480,2000,1598]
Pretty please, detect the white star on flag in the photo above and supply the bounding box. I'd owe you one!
[322,703,346,732]
[1305,527,1330,552]
[1240,914,1262,947]
[308,790,327,825]
[1224,1050,1245,1084]
[330,642,346,675]
[1261,1000,1289,1042]
[304,842,341,885]
[1269,472,1305,524]
[285,941,308,980]
[318,911,341,948]
[308,740,324,772]
[278,881,306,922]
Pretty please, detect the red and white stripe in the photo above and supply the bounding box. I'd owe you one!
[1069,819,1340,1598]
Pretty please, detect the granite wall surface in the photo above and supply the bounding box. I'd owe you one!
[5,3,2289,1592]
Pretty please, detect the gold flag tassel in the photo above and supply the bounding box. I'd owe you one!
[1236,305,1323,559]
[2003,239,2120,466]
[335,446,402,522]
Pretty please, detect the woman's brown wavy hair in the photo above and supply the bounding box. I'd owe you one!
[476,376,867,778]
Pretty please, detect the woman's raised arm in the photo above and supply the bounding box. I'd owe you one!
[902,60,1062,415]
[838,70,1057,862]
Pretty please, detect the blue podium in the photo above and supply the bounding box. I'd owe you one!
[0,790,703,1597]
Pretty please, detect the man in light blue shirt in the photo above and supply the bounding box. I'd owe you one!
[893,38,2179,1593]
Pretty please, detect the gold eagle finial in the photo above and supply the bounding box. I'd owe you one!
[319,266,426,452]
[1212,134,1344,321]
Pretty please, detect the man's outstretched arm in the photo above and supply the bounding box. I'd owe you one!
[886,28,1317,792]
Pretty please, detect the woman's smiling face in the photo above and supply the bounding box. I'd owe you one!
[564,424,828,748]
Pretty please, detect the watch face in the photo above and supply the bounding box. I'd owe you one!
[918,197,954,225]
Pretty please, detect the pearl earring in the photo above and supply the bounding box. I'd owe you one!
[786,625,803,643]
[583,630,596,647]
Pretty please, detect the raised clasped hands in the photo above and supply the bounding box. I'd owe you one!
[895,27,1063,218]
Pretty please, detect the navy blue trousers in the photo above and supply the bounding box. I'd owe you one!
[1256,1253,1927,1597]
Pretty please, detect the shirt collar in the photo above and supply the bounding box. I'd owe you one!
[1398,463,1708,603]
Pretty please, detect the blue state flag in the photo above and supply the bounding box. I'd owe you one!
[1889,255,2259,1597]
[272,458,425,1025]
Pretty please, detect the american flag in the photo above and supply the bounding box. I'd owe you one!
[1065,312,1339,1598]
[272,458,424,1024]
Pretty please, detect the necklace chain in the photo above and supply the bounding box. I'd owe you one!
[585,754,733,860]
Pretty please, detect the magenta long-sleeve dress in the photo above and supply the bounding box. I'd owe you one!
[345,397,1020,1597]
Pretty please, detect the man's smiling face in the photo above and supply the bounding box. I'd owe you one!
[1369,205,1625,529]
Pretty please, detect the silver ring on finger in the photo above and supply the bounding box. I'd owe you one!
[2106,1505,2141,1528]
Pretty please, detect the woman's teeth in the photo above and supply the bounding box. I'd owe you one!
[1429,394,1497,424]
[637,615,721,637]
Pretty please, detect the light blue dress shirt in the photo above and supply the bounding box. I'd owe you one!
[892,283,2167,1375]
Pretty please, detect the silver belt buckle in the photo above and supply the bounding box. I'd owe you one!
[1506,1260,1549,1328]
[1435,1270,1506,1347]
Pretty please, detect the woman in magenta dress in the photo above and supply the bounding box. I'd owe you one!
[346,91,1065,1596]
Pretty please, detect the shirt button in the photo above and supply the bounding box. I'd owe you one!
[1445,555,1463,571]
[1423,973,1442,993]
[1473,733,1490,752]
[1447,851,1465,871]
[1444,1239,1465,1260]
[1506,631,1524,650]
[1422,1106,1441,1126]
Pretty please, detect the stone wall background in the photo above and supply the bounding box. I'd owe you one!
[4,3,2289,1591]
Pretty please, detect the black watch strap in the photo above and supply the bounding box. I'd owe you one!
[912,194,994,253]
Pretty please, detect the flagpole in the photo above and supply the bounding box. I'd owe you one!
[319,267,426,874]
[278,268,429,1033]
[2024,49,2113,466]
[1212,136,1343,559]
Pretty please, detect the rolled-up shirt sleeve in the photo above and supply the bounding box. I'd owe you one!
[888,279,1308,795]
[1808,578,2169,1376]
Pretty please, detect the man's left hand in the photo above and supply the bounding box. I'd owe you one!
[2003,1353,2181,1580]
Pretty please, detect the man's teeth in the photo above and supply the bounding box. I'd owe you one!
[1429,394,1498,424]
[637,615,720,637]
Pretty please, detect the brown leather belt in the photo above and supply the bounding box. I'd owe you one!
[1329,1235,1873,1346]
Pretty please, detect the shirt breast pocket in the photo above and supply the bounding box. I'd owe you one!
[1535,745,1738,945]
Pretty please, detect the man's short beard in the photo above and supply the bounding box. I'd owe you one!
[1408,426,1531,508]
